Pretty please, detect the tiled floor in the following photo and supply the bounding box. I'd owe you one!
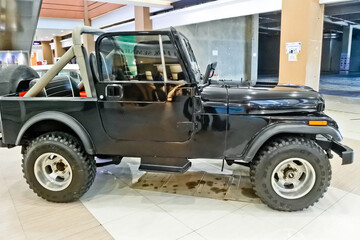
[1,95,360,240]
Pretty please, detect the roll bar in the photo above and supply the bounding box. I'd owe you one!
[24,26,105,98]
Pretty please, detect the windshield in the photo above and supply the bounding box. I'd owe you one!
[178,33,202,83]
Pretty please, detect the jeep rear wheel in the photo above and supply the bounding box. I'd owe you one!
[250,136,331,211]
[22,132,96,202]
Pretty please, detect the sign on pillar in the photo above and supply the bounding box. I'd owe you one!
[286,42,301,62]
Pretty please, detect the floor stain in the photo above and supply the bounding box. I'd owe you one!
[133,171,260,203]
[186,181,198,189]
[241,188,258,199]
[210,187,227,194]
[206,181,214,187]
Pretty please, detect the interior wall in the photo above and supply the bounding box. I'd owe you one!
[174,16,249,81]
[350,30,360,72]
[321,38,331,72]
[257,34,344,76]
[321,37,342,73]
[258,34,280,75]
[331,38,342,72]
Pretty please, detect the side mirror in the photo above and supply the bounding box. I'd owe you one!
[203,62,217,85]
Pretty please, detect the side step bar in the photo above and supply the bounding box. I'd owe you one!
[139,157,191,173]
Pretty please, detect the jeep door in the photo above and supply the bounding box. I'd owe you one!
[95,32,195,142]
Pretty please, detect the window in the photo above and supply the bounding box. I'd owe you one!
[97,33,186,102]
[98,34,185,82]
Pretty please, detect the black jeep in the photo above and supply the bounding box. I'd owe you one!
[0,26,353,211]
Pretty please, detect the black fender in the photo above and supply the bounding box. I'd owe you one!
[15,111,95,155]
[241,123,343,162]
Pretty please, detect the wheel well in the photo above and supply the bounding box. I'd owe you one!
[264,133,316,145]
[250,133,317,161]
[20,120,80,145]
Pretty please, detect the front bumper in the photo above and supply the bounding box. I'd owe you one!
[330,140,354,165]
[317,137,354,165]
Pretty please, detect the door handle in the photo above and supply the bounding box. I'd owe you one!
[105,84,123,100]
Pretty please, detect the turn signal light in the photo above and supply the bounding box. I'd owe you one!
[309,121,327,126]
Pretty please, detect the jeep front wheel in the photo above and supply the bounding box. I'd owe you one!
[22,132,96,202]
[250,136,331,211]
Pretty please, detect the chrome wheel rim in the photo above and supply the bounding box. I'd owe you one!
[271,158,316,199]
[34,153,73,191]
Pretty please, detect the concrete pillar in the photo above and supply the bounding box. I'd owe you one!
[41,41,53,64]
[245,14,259,85]
[83,0,95,53]
[278,0,324,91]
[340,25,353,74]
[134,6,152,31]
[53,36,66,58]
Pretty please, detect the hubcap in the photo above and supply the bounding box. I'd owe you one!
[271,158,316,199]
[34,153,73,191]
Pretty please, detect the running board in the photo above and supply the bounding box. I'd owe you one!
[139,157,191,173]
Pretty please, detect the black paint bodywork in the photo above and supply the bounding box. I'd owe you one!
[0,29,353,167]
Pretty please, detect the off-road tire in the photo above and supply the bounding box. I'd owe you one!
[250,136,331,211]
[22,132,96,202]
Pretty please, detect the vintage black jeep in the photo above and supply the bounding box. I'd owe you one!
[0,26,353,211]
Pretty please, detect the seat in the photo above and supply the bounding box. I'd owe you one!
[90,52,117,81]
[29,75,80,97]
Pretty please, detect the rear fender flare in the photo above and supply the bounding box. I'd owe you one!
[242,123,342,162]
[16,111,95,155]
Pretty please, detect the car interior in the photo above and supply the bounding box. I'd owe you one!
[0,36,187,100]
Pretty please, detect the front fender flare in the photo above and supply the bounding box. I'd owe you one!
[16,111,95,155]
[241,123,342,163]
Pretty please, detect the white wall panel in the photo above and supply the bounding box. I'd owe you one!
[92,6,135,28]
[151,0,282,29]
[320,0,352,4]
[105,21,136,32]
[91,0,352,31]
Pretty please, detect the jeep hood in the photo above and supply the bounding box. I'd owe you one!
[201,84,325,115]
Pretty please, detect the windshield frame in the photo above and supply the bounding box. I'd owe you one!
[170,28,201,84]
[177,33,202,83]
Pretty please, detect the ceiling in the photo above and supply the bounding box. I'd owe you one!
[38,0,209,20]
[40,0,124,19]
[34,0,210,41]
[259,0,360,36]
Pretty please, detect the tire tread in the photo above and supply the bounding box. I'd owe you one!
[250,136,331,211]
[22,132,96,203]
